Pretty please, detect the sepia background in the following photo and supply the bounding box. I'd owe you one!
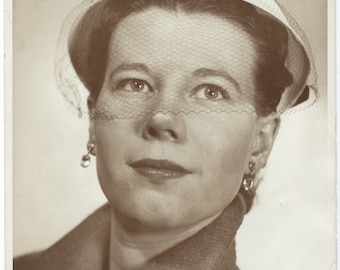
[13,0,334,269]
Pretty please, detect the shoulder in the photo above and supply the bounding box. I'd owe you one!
[13,204,111,270]
[14,252,41,270]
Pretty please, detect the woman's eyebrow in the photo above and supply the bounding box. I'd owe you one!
[109,63,150,78]
[193,68,240,92]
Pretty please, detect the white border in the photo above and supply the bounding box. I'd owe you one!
[335,0,339,267]
[4,0,12,269]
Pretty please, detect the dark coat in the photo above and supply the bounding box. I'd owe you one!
[14,194,246,270]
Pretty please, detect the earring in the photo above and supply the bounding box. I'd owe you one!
[242,162,255,192]
[80,142,95,168]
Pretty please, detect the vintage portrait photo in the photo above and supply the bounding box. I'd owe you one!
[11,0,335,269]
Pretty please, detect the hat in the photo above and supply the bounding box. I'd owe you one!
[243,0,317,112]
[55,0,317,118]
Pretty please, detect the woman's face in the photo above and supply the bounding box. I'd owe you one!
[93,8,267,229]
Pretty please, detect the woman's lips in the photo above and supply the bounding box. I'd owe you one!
[129,159,191,182]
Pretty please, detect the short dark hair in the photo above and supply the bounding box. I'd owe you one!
[70,0,293,116]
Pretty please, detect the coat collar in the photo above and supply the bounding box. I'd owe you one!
[30,194,246,270]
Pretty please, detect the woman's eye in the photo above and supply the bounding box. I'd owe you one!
[117,79,152,93]
[194,85,229,101]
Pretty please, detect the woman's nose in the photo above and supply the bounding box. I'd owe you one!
[141,113,187,143]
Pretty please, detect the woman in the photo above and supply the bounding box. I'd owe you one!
[14,0,321,269]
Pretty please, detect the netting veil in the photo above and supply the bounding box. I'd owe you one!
[55,0,318,120]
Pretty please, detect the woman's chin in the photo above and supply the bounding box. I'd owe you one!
[109,190,207,231]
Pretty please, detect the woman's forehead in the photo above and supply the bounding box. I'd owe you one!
[108,8,257,85]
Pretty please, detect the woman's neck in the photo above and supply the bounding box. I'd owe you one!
[109,211,222,270]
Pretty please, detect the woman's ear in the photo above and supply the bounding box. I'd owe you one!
[250,114,281,170]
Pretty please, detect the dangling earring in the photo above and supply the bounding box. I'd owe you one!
[80,142,95,168]
[242,162,255,191]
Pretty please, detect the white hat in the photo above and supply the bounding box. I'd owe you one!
[55,0,317,117]
[243,0,317,113]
